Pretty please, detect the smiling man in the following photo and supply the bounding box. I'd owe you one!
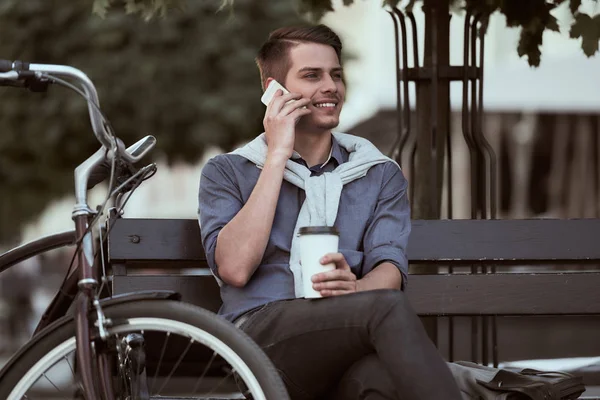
[198,25,461,400]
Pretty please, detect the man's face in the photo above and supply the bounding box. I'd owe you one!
[283,42,345,131]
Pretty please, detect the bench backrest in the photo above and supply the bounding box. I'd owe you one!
[109,218,600,316]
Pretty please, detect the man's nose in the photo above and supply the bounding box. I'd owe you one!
[320,75,338,93]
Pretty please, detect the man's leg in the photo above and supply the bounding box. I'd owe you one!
[237,289,461,400]
[326,354,397,400]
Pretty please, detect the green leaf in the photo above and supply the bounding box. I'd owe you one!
[218,0,235,11]
[582,36,599,56]
[582,14,600,56]
[119,0,185,21]
[569,12,591,38]
[92,0,111,18]
[546,15,559,32]
[382,0,402,8]
[0,0,306,243]
[569,13,600,57]
[124,0,143,15]
[517,19,544,67]
[569,0,581,15]
[296,0,334,21]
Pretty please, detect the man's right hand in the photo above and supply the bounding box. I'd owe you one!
[263,90,312,162]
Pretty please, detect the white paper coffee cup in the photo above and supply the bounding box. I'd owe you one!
[298,226,340,299]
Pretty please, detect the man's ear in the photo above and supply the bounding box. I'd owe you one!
[264,77,275,91]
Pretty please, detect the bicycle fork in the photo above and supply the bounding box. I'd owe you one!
[74,214,117,400]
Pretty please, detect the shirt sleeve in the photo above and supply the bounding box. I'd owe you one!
[361,161,411,289]
[198,156,244,278]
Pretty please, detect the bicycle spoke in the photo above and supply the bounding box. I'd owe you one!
[64,355,75,379]
[191,351,218,394]
[150,331,170,393]
[156,338,194,394]
[42,373,68,400]
[203,368,235,398]
[3,304,280,400]
[63,355,85,396]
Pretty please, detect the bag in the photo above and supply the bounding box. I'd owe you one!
[449,361,586,400]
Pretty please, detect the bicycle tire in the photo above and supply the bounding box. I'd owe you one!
[0,299,289,400]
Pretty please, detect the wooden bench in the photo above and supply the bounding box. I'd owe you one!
[108,218,600,378]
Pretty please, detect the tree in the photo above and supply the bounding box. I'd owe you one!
[91,1,600,220]
[98,0,600,67]
[0,0,304,244]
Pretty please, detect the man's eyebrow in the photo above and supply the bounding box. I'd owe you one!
[297,67,344,73]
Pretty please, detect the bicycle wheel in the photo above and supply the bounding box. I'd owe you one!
[0,299,289,400]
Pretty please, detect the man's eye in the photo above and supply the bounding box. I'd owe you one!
[304,73,317,78]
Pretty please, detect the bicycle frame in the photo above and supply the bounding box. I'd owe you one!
[0,151,112,400]
[0,59,160,399]
[0,230,80,335]
[68,144,116,399]
[1,63,120,400]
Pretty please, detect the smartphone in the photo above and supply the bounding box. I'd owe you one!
[261,79,290,106]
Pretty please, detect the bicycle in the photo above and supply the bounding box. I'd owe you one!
[0,59,290,400]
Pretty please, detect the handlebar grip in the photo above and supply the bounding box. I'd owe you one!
[0,59,30,72]
[0,59,13,72]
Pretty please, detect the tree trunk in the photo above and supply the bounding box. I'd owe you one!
[412,0,450,219]
[413,0,451,350]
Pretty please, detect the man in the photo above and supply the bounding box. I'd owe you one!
[198,24,461,400]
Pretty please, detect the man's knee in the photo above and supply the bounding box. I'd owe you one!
[359,289,410,315]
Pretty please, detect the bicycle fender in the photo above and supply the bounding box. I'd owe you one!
[99,290,181,308]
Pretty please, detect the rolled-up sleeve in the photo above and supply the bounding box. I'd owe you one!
[198,156,244,278]
[361,162,411,288]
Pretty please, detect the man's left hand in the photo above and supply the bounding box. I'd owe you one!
[312,253,360,297]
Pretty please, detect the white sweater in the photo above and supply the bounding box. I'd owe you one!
[232,132,399,297]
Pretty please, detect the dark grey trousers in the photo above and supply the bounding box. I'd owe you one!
[237,289,462,400]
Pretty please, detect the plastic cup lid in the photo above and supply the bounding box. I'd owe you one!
[298,226,339,235]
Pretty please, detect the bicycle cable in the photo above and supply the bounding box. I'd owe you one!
[38,73,133,294]
[24,72,158,302]
[96,163,157,297]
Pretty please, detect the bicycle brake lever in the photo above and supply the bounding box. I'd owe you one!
[0,70,50,92]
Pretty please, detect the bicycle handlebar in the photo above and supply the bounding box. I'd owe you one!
[0,59,30,72]
[0,59,13,72]
[0,59,154,164]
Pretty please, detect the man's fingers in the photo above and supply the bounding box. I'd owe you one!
[312,253,358,296]
[289,105,312,122]
[312,269,355,283]
[320,252,351,271]
[313,280,356,291]
[267,91,303,114]
[281,97,311,116]
[320,289,353,297]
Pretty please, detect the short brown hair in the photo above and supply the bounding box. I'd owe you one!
[256,24,343,90]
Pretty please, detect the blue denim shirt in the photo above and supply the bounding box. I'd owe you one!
[198,136,411,322]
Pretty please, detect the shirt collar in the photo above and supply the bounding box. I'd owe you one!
[330,136,347,166]
[290,135,347,168]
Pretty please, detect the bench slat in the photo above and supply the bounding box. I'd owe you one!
[109,218,206,262]
[109,218,600,264]
[112,272,600,316]
[409,219,600,263]
[409,272,600,315]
